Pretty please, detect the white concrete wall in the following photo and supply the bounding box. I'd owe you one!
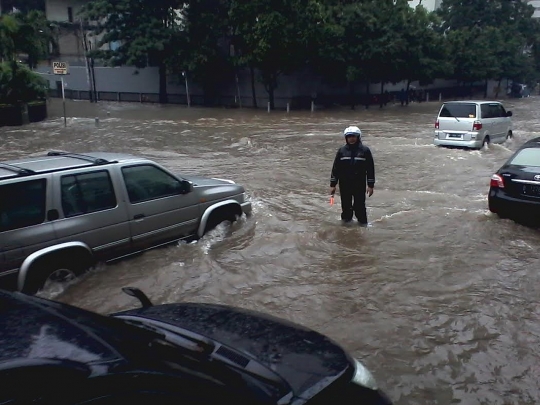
[408,0,439,12]
[46,0,89,22]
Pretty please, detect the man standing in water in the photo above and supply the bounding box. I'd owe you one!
[330,126,375,226]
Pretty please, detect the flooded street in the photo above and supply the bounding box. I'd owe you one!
[2,97,540,404]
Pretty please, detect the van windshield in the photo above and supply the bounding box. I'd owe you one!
[509,148,540,167]
[440,103,476,118]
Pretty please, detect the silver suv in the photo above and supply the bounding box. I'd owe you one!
[433,100,513,149]
[0,151,252,294]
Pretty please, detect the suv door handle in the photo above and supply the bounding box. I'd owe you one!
[133,214,145,220]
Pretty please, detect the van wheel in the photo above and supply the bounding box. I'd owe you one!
[506,131,512,140]
[22,261,86,295]
[482,136,490,148]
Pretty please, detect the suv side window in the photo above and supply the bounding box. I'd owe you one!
[61,171,117,217]
[122,165,181,204]
[0,179,46,232]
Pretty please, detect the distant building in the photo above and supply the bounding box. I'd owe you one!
[44,0,93,66]
[527,1,540,18]
[408,0,442,12]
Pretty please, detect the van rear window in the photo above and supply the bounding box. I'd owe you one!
[439,104,476,118]
[509,148,540,167]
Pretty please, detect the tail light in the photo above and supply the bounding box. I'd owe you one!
[473,121,482,131]
[490,174,504,188]
[435,120,439,129]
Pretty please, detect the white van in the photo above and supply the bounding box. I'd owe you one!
[433,101,513,149]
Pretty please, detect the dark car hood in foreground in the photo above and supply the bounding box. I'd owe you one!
[114,303,353,399]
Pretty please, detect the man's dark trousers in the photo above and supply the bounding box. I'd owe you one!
[339,182,367,224]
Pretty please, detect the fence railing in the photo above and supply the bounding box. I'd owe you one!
[48,85,489,110]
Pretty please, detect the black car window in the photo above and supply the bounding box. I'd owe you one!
[480,104,491,118]
[0,179,46,232]
[440,103,476,118]
[488,103,503,118]
[61,171,117,217]
[122,165,181,204]
[509,148,540,167]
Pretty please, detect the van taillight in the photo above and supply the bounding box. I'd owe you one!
[435,120,439,129]
[473,121,482,131]
[490,174,504,188]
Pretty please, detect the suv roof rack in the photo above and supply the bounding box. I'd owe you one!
[0,162,35,176]
[47,151,113,165]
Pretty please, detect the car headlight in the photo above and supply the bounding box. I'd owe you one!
[352,358,378,391]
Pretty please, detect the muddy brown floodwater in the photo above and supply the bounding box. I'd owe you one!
[2,97,540,404]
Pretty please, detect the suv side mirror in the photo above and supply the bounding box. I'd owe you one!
[179,180,193,194]
[507,111,513,117]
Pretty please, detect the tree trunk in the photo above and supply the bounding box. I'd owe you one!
[250,65,257,108]
[349,82,355,110]
[495,78,502,98]
[268,85,275,110]
[379,82,384,109]
[158,61,167,104]
[483,79,488,99]
[365,82,370,109]
[263,72,278,110]
[406,79,411,105]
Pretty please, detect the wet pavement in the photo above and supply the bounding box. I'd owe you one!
[2,96,540,404]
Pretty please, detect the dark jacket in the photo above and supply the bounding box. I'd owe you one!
[330,143,375,188]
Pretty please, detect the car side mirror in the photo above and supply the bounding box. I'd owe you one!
[507,111,513,117]
[179,180,193,194]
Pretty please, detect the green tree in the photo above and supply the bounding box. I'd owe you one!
[315,0,407,109]
[395,4,450,101]
[438,0,540,94]
[1,10,56,67]
[174,0,235,106]
[0,61,48,104]
[80,0,185,104]
[229,0,319,109]
[0,14,18,61]
[1,0,45,13]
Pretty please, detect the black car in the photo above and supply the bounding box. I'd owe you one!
[489,136,540,222]
[0,287,393,405]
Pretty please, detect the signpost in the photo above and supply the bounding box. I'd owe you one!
[53,61,69,127]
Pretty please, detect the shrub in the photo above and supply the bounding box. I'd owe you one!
[0,61,48,105]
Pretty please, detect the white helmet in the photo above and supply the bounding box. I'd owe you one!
[343,126,362,140]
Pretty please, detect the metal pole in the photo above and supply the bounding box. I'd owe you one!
[235,74,242,108]
[183,72,191,107]
[61,76,67,127]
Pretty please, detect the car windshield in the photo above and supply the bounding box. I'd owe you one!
[439,103,476,118]
[509,148,540,167]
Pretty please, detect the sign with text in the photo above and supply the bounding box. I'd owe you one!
[53,61,69,75]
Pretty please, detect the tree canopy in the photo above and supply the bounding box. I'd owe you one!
[74,0,540,106]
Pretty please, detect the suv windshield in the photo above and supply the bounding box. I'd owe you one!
[509,148,540,167]
[439,103,476,118]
